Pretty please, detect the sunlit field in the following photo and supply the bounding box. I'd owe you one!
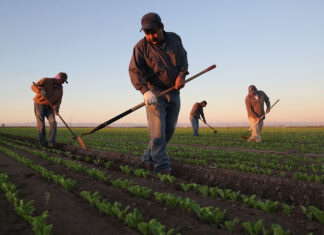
[1,126,324,153]
[0,126,323,234]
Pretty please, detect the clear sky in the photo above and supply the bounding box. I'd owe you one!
[1,0,323,126]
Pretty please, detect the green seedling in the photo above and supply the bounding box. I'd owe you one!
[93,158,101,166]
[129,185,152,199]
[120,165,133,174]
[271,224,291,235]
[241,194,257,208]
[223,218,238,232]
[125,209,143,229]
[282,203,294,216]
[179,197,196,212]
[256,200,279,213]
[105,161,113,169]
[133,168,150,178]
[157,173,175,184]
[179,183,192,192]
[242,220,268,235]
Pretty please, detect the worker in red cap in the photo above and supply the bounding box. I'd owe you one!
[31,72,68,147]
[245,85,270,143]
[129,12,188,174]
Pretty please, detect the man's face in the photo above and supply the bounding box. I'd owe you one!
[144,26,164,45]
[55,79,64,85]
[249,87,256,96]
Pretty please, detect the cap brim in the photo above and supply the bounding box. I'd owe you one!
[140,23,157,32]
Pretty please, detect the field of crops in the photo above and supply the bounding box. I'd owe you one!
[0,127,323,235]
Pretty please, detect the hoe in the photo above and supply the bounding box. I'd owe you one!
[241,99,280,140]
[80,65,217,139]
[32,82,87,150]
[199,118,217,134]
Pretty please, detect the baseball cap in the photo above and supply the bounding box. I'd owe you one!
[55,72,68,83]
[141,12,161,31]
[248,85,256,93]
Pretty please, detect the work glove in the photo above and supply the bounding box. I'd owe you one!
[143,90,157,105]
[53,105,59,115]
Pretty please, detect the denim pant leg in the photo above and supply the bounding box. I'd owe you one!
[190,115,199,136]
[165,94,180,143]
[34,103,47,146]
[46,108,57,144]
[142,93,180,172]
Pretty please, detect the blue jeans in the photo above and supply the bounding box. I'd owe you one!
[34,102,57,147]
[142,92,180,172]
[190,115,199,136]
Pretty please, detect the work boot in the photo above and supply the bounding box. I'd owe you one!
[144,163,154,171]
[157,169,171,175]
[48,142,55,148]
[137,161,154,171]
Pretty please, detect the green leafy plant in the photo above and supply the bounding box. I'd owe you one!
[223,218,238,232]
[242,220,268,235]
[128,185,152,199]
[125,208,143,229]
[241,194,257,208]
[157,173,175,184]
[120,165,133,174]
[105,161,113,169]
[179,183,192,192]
[193,205,226,226]
[255,200,279,213]
[93,158,101,166]
[271,224,291,235]
[301,205,324,223]
[133,168,150,178]
[111,178,132,190]
[282,203,294,216]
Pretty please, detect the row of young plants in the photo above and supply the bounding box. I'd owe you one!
[81,128,324,153]
[74,137,324,184]
[2,137,323,228]
[67,133,324,180]
[0,143,178,235]
[3,135,323,224]
[0,171,53,235]
[0,139,295,234]
[2,134,323,179]
[120,164,324,224]
[80,190,178,235]
[1,127,324,153]
[0,139,232,230]
[0,145,77,191]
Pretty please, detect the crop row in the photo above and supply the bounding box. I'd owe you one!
[2,138,322,233]
[0,171,52,235]
[0,144,178,235]
[2,136,323,225]
[1,127,324,153]
[2,135,323,184]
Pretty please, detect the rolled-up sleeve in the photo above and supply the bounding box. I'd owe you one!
[129,45,149,95]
